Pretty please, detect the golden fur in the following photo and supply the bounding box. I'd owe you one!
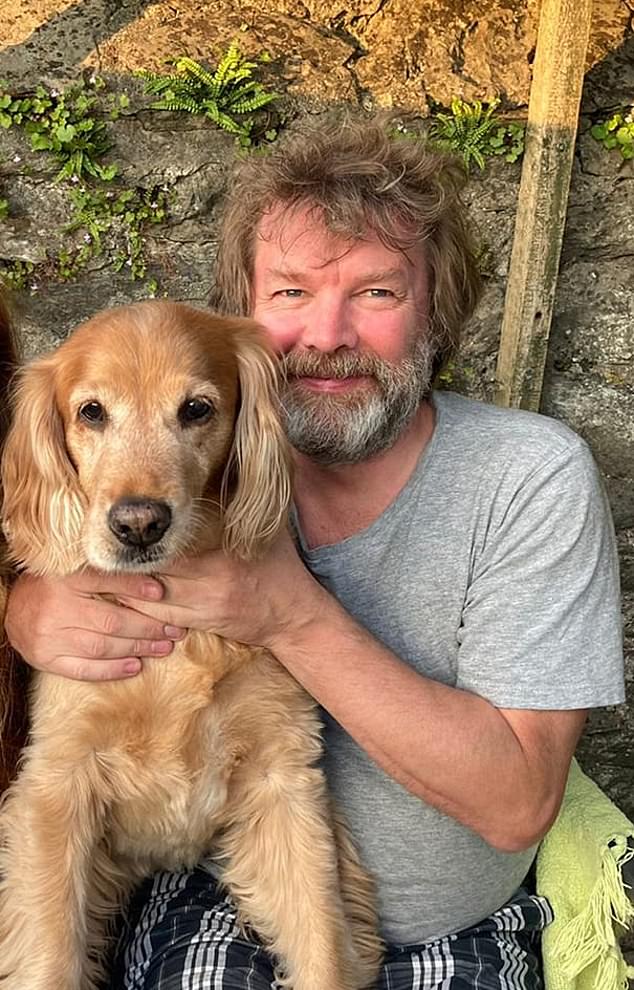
[0,301,382,990]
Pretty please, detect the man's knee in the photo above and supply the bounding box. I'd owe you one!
[107,868,277,990]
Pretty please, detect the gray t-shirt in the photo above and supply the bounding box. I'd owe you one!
[295,391,624,945]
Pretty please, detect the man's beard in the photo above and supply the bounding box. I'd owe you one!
[279,335,435,465]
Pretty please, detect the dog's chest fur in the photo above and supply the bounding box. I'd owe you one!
[26,632,323,876]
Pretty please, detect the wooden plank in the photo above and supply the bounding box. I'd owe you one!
[494,0,593,410]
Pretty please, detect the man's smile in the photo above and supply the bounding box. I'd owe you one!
[292,375,373,393]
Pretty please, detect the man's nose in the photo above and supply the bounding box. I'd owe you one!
[299,296,358,352]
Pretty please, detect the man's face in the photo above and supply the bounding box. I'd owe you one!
[251,203,434,464]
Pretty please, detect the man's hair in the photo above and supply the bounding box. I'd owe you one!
[210,112,482,376]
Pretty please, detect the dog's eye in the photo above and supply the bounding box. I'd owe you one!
[178,397,215,426]
[78,401,106,426]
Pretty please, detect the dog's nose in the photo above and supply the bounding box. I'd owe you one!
[108,498,172,548]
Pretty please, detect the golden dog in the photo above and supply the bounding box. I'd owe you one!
[0,301,382,990]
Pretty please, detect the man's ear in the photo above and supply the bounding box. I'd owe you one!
[1,356,86,575]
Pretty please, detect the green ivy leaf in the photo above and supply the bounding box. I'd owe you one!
[55,123,77,142]
[30,132,53,150]
[98,163,118,181]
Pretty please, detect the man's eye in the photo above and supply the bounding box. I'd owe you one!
[275,289,304,298]
[365,288,394,298]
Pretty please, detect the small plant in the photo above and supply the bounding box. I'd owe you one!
[0,75,170,291]
[110,186,170,280]
[0,259,35,292]
[429,99,524,170]
[138,42,278,142]
[0,79,117,182]
[63,183,170,282]
[435,360,476,389]
[0,197,8,220]
[591,109,634,161]
[485,120,524,164]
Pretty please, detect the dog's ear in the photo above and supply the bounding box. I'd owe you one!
[221,326,292,560]
[1,356,86,574]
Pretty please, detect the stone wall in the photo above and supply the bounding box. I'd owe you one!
[1,1,633,822]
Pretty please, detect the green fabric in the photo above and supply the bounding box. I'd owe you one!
[537,759,634,990]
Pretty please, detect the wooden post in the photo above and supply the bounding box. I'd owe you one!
[494,0,592,410]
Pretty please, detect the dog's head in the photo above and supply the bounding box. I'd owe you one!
[1,301,291,575]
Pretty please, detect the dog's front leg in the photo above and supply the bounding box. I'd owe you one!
[216,763,370,990]
[0,755,119,990]
[331,804,384,987]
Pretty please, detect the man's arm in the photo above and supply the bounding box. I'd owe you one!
[266,584,587,853]
[102,530,589,854]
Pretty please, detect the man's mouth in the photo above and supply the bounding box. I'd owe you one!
[291,375,372,393]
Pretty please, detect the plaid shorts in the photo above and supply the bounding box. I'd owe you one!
[107,867,554,990]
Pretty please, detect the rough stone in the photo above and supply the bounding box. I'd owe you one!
[541,375,634,525]
[1,0,632,111]
[547,258,634,388]
[582,21,634,112]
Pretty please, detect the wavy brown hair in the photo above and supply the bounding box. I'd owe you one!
[0,292,27,793]
[210,111,482,376]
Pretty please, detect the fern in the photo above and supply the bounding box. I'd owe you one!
[175,57,218,91]
[138,72,185,96]
[429,98,523,170]
[138,43,278,141]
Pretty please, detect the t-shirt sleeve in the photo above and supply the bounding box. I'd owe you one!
[455,438,625,709]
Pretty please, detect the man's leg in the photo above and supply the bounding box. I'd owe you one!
[377,888,553,990]
[110,876,552,990]
[108,866,280,990]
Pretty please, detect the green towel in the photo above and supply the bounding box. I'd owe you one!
[536,759,634,990]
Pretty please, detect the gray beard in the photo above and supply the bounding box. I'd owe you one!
[279,336,435,465]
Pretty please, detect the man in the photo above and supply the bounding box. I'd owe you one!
[5,113,624,989]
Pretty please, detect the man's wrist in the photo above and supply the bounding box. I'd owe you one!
[265,577,338,663]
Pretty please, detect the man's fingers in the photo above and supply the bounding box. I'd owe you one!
[83,599,183,642]
[69,568,165,601]
[56,656,145,682]
[69,629,176,661]
[115,596,189,629]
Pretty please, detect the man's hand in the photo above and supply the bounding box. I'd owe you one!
[5,571,185,681]
[118,529,327,652]
[5,531,326,682]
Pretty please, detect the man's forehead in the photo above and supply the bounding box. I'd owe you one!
[256,204,351,254]
[254,203,423,272]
